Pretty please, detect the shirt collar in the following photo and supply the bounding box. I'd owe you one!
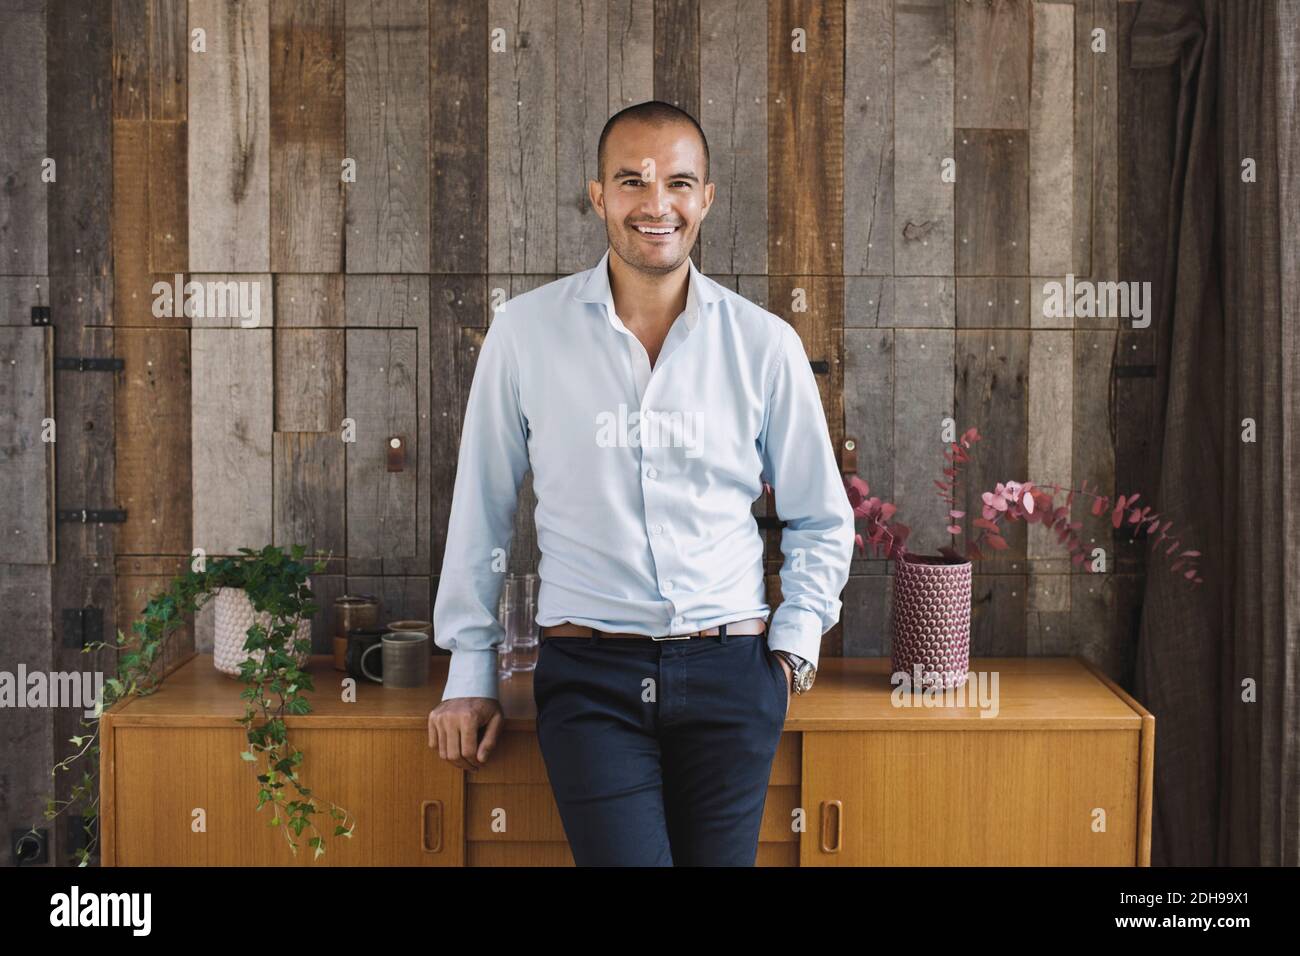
[574,247,722,332]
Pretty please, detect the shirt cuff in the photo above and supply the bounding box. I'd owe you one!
[441,648,500,701]
[765,603,828,671]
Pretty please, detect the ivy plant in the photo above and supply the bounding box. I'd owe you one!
[31,544,355,865]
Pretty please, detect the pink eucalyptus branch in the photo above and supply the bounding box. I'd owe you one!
[932,428,1204,587]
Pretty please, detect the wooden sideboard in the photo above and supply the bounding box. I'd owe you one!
[99,652,1153,866]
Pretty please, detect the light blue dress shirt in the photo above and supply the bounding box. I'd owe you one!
[434,248,856,701]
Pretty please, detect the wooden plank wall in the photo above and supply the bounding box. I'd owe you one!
[0,0,1169,861]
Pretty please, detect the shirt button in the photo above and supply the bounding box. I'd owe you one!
[653,523,664,535]
[646,466,657,479]
[663,581,674,592]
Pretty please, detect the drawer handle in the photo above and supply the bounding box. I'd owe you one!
[820,800,842,853]
[421,800,443,853]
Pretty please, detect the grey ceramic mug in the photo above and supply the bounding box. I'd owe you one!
[360,631,430,688]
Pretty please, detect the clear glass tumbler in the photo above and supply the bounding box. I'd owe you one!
[509,573,540,673]
[497,575,517,682]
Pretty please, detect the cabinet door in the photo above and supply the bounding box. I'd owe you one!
[801,730,1141,865]
[113,727,462,866]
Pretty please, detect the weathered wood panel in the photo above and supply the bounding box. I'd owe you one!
[1028,2,1075,276]
[971,572,1027,656]
[148,1,189,282]
[608,0,654,110]
[892,276,954,329]
[0,327,54,562]
[768,0,844,276]
[956,277,1029,329]
[0,278,49,327]
[345,0,431,273]
[430,0,488,274]
[301,571,345,652]
[892,329,953,557]
[430,276,486,575]
[954,0,1029,129]
[50,275,111,331]
[345,328,418,561]
[345,275,431,576]
[700,0,767,276]
[0,0,48,276]
[273,431,345,556]
[1030,273,1074,330]
[115,328,191,554]
[487,0,556,274]
[113,0,149,121]
[149,120,189,275]
[47,0,112,278]
[346,275,427,586]
[0,564,54,851]
[1027,571,1070,653]
[187,274,273,328]
[273,274,344,327]
[654,0,699,118]
[345,574,431,627]
[844,0,892,277]
[150,0,188,120]
[556,0,609,275]
[1091,0,1119,281]
[113,121,165,327]
[893,0,953,276]
[50,555,115,861]
[191,328,273,555]
[954,329,1029,571]
[1027,330,1073,562]
[840,573,891,657]
[1072,329,1117,574]
[47,291,117,863]
[768,275,844,455]
[48,301,114,564]
[1071,572,1122,674]
[275,328,343,432]
[270,0,345,272]
[1071,0,1095,277]
[844,326,893,576]
[188,0,271,272]
[844,275,892,328]
[955,129,1028,276]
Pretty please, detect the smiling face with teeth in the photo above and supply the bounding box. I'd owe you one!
[590,115,714,279]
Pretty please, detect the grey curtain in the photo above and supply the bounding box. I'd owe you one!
[1130,0,1299,866]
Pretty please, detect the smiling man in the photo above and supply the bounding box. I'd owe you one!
[428,100,854,866]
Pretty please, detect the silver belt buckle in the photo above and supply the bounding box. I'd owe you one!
[652,629,694,641]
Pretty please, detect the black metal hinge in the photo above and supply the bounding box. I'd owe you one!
[54,357,123,372]
[62,607,103,649]
[809,359,829,374]
[31,306,50,325]
[56,509,127,524]
[1114,365,1157,378]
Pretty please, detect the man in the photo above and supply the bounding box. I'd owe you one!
[428,100,854,865]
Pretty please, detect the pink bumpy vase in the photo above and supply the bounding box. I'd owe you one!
[889,554,972,689]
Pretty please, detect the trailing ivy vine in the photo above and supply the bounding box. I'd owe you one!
[32,544,355,865]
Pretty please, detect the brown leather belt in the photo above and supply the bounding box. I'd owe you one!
[541,617,767,642]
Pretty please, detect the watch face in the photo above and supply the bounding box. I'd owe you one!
[796,664,814,693]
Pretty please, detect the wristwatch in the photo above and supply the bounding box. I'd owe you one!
[773,650,816,694]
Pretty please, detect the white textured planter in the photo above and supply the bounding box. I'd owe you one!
[213,587,312,678]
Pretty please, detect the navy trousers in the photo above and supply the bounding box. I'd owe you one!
[532,625,789,866]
